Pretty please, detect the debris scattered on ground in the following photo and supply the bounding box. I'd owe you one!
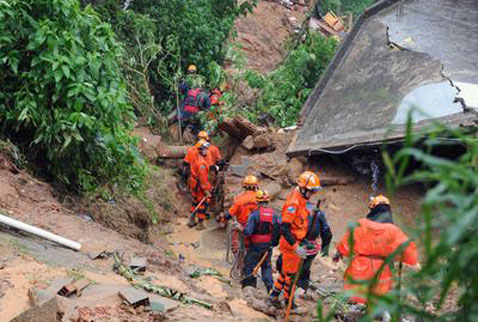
[119,288,150,308]
[129,257,147,273]
[114,254,213,309]
[218,116,266,140]
[11,293,63,322]
[57,279,90,298]
[188,267,231,285]
[88,250,112,260]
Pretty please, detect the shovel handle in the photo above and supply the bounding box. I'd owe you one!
[284,258,304,322]
[190,197,207,218]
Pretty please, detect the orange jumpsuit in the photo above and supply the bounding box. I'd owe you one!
[189,153,211,221]
[228,190,258,251]
[336,218,418,303]
[184,146,199,166]
[272,187,309,301]
[205,145,222,167]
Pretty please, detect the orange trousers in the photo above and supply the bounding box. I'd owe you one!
[272,242,301,300]
[191,190,208,220]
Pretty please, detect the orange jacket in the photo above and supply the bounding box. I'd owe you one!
[205,145,222,167]
[336,218,418,303]
[280,187,309,251]
[189,154,211,193]
[184,145,221,168]
[228,190,257,225]
[184,146,199,165]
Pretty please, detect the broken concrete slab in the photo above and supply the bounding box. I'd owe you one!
[129,257,147,273]
[57,279,90,297]
[119,287,150,308]
[11,294,63,322]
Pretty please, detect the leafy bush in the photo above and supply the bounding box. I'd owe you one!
[322,0,377,16]
[0,0,146,192]
[252,33,337,127]
[88,0,257,119]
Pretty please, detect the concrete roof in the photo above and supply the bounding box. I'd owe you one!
[288,0,478,156]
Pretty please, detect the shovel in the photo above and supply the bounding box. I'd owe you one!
[187,197,207,228]
[240,250,269,282]
[284,258,304,322]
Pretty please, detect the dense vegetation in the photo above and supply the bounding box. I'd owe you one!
[322,0,377,16]
[87,0,257,121]
[250,33,337,127]
[0,0,146,192]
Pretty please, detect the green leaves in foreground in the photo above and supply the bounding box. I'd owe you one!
[0,0,146,192]
[318,123,478,321]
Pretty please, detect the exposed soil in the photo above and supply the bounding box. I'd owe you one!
[233,1,309,74]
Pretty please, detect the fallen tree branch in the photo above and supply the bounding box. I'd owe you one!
[113,253,213,310]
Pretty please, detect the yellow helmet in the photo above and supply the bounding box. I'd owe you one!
[297,171,321,192]
[195,139,210,149]
[368,195,390,209]
[197,131,209,141]
[255,189,270,202]
[187,64,197,73]
[242,175,259,189]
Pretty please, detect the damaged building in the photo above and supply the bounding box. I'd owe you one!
[288,0,478,156]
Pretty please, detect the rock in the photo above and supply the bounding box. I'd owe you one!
[249,151,288,180]
[13,291,63,322]
[277,189,289,200]
[160,223,174,235]
[261,180,282,200]
[241,135,255,151]
[286,158,304,183]
[253,132,273,149]
[295,155,308,165]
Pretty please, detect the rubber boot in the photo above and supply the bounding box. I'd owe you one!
[196,219,206,231]
[187,215,197,228]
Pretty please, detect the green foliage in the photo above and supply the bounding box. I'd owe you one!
[0,0,146,192]
[322,0,377,16]
[317,118,478,321]
[88,0,258,120]
[252,33,337,127]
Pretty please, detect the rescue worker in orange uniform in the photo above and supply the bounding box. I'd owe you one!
[242,189,281,292]
[181,131,225,190]
[187,140,212,230]
[197,131,226,220]
[269,171,322,309]
[225,175,259,254]
[197,131,225,170]
[333,195,418,307]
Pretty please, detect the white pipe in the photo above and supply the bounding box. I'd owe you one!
[0,214,82,251]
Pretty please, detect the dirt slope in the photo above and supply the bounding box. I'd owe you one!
[233,1,308,74]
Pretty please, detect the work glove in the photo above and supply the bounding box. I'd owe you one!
[295,246,307,259]
[232,222,243,232]
[300,239,315,250]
